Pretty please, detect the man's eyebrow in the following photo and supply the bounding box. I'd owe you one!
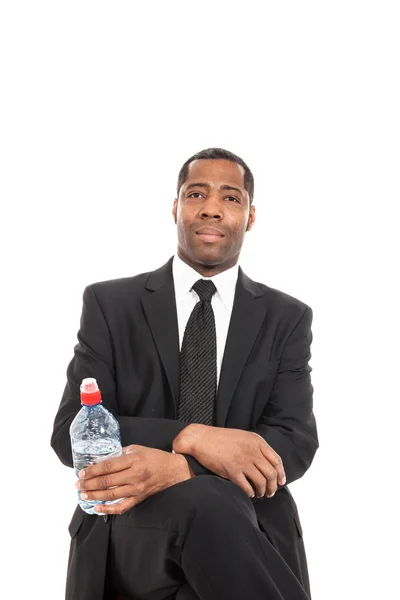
[186,183,210,190]
[220,184,243,196]
[185,182,244,196]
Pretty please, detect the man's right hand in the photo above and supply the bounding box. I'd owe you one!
[172,425,285,499]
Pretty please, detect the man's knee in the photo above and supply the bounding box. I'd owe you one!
[175,474,241,499]
[170,474,255,522]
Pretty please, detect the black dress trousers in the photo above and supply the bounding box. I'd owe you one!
[108,475,310,600]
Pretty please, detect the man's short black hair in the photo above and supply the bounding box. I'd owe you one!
[177,148,254,205]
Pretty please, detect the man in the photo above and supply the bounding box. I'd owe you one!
[51,148,318,600]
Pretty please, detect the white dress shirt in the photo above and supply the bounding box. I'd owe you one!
[172,254,239,386]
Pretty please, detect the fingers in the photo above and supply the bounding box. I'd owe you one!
[77,449,134,481]
[94,496,139,515]
[259,443,286,486]
[253,460,278,497]
[76,469,132,492]
[80,484,131,503]
[240,465,270,498]
[229,471,260,499]
[231,465,278,499]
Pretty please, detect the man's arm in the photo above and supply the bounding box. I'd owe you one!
[251,306,318,485]
[173,306,318,487]
[51,284,201,475]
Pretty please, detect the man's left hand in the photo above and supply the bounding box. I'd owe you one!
[75,445,191,515]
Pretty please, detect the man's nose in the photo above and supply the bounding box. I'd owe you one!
[200,195,223,219]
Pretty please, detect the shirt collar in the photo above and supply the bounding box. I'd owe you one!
[172,253,239,311]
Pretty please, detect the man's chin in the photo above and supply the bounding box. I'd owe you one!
[191,249,224,267]
[178,244,238,270]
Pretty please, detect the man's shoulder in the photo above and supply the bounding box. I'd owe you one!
[83,268,155,305]
[244,271,312,318]
[85,258,173,300]
[262,282,310,311]
[89,271,150,293]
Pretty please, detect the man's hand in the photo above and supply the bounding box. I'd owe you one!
[75,445,192,515]
[173,425,285,499]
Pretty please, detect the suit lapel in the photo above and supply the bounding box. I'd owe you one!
[216,268,266,426]
[141,257,180,412]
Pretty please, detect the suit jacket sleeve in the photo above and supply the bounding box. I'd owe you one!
[251,306,318,485]
[50,284,206,469]
[178,307,318,482]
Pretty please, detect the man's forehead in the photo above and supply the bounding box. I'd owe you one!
[185,159,246,187]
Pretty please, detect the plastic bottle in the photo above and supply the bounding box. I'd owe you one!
[70,377,123,515]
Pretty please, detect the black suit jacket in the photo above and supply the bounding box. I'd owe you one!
[51,257,318,600]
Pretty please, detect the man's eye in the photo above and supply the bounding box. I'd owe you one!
[188,192,203,198]
[226,196,240,203]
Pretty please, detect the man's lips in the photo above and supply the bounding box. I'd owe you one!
[195,227,225,242]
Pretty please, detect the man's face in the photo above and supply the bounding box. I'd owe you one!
[172,159,256,275]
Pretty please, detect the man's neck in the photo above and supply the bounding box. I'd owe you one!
[177,252,239,278]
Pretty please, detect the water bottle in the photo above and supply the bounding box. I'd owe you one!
[70,377,123,515]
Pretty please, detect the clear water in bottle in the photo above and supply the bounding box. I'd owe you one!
[70,378,124,515]
[73,439,122,514]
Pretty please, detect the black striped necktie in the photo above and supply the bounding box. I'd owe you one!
[178,279,217,425]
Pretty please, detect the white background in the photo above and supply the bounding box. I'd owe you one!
[1,1,399,598]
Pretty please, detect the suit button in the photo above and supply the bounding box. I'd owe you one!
[103,515,109,523]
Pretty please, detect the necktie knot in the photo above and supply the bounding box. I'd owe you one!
[192,279,217,303]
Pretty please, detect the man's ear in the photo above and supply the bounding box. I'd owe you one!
[246,205,256,231]
[172,198,178,224]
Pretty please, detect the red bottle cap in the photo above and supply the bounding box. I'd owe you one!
[80,378,102,406]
